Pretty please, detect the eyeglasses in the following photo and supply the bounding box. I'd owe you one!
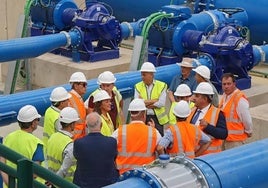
[78,82,87,87]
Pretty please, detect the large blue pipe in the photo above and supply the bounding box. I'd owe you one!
[0,64,180,126]
[105,138,268,187]
[0,29,82,62]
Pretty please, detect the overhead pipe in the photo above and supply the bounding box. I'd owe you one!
[105,138,268,188]
[0,64,180,126]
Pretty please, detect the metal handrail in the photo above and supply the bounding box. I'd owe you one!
[0,142,78,188]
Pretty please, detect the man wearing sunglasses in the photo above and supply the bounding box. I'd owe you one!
[69,72,88,140]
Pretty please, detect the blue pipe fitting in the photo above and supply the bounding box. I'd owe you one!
[53,0,78,29]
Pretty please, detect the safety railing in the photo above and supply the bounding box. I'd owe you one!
[0,140,78,188]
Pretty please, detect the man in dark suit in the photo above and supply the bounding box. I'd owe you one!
[73,112,119,188]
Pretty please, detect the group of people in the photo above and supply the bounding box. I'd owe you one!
[0,57,253,188]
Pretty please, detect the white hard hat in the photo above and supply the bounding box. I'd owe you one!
[59,107,80,124]
[93,90,111,103]
[97,71,116,84]
[17,105,41,122]
[140,62,156,72]
[193,65,211,79]
[50,87,71,102]
[173,100,191,118]
[128,98,146,111]
[193,82,214,95]
[69,72,87,83]
[174,84,192,97]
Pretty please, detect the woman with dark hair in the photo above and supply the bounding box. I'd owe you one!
[93,90,114,136]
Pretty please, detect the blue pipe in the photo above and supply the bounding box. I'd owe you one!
[194,139,268,187]
[0,29,82,62]
[105,138,268,188]
[253,45,268,66]
[0,64,180,126]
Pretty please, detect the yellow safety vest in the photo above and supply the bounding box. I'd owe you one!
[43,106,60,147]
[46,132,76,182]
[3,130,44,187]
[100,113,114,136]
[90,87,122,127]
[135,80,169,125]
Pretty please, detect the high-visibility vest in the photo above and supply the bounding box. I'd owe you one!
[43,106,60,147]
[116,122,157,174]
[47,132,76,182]
[135,80,169,125]
[169,101,195,124]
[4,130,43,169]
[90,87,122,128]
[3,130,44,188]
[69,91,87,140]
[188,105,222,154]
[100,113,114,136]
[167,121,201,158]
[219,90,248,141]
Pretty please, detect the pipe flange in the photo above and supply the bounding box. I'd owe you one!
[204,11,219,31]
[253,45,266,62]
[171,154,209,188]
[60,31,71,47]
[122,22,134,37]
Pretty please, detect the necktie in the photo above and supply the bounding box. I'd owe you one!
[191,110,201,124]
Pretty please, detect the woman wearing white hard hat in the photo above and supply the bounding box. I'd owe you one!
[85,71,124,130]
[168,84,195,124]
[93,90,114,136]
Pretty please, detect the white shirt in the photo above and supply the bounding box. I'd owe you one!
[193,104,211,126]
[134,80,167,115]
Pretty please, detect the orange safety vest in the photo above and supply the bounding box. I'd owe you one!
[69,91,87,140]
[219,90,248,141]
[167,121,201,158]
[116,122,157,174]
[188,105,222,155]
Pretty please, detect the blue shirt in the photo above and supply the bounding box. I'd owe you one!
[169,72,197,92]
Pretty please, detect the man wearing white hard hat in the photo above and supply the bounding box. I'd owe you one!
[46,107,79,183]
[193,65,219,107]
[112,98,163,174]
[69,72,87,140]
[43,87,71,147]
[168,57,198,103]
[188,82,227,155]
[134,62,169,136]
[157,101,211,158]
[0,105,44,186]
[85,71,124,130]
